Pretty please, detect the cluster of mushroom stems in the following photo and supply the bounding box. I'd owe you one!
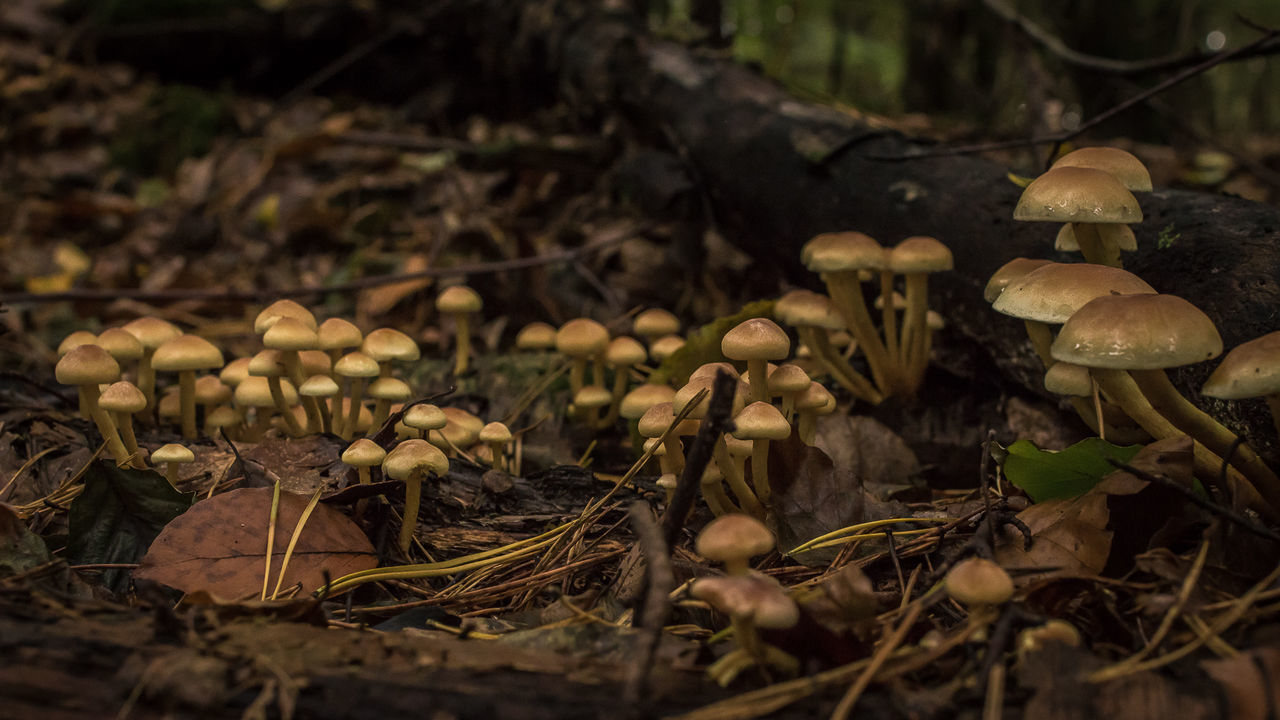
[988,146,1280,516]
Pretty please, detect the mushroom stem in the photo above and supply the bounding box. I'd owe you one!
[749,439,772,505]
[343,378,366,441]
[796,326,882,404]
[82,388,130,465]
[1023,320,1056,368]
[178,370,198,440]
[267,377,305,436]
[1071,222,1122,268]
[138,349,157,413]
[399,472,422,554]
[1130,369,1280,513]
[713,437,763,517]
[821,272,895,395]
[879,270,899,367]
[700,469,741,517]
[357,466,371,485]
[452,313,472,376]
[745,359,770,405]
[901,272,930,386]
[113,410,145,468]
[1091,369,1271,515]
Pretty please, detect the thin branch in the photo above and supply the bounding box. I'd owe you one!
[872,27,1280,162]
[0,222,650,306]
[982,0,1280,76]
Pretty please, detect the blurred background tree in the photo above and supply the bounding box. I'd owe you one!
[643,0,1280,193]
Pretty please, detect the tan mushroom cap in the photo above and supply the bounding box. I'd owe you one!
[404,404,448,431]
[801,231,886,273]
[689,362,740,384]
[193,375,232,406]
[436,285,483,314]
[1055,223,1137,253]
[298,350,332,377]
[121,317,182,349]
[889,236,953,274]
[983,258,1053,304]
[633,308,680,339]
[235,376,293,407]
[769,364,811,394]
[945,557,1014,606]
[96,328,144,361]
[383,438,449,480]
[99,381,147,413]
[248,349,286,377]
[263,316,319,351]
[696,513,776,565]
[362,328,420,363]
[775,289,845,331]
[620,384,677,420]
[574,385,613,410]
[722,318,791,362]
[556,318,610,357]
[152,335,224,372]
[334,351,380,378]
[1050,146,1153,191]
[299,374,340,397]
[514,322,557,351]
[219,357,252,387]
[342,438,386,467]
[254,299,316,333]
[478,421,512,444]
[1051,294,1223,370]
[691,573,800,629]
[605,336,647,367]
[57,331,99,356]
[1202,331,1280,399]
[992,262,1156,325]
[367,377,412,402]
[637,401,698,438]
[317,317,364,351]
[56,344,121,385]
[1014,166,1142,224]
[795,381,834,411]
[1043,362,1093,397]
[649,334,686,361]
[151,443,195,465]
[732,401,792,441]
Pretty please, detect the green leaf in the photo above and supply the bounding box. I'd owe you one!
[66,461,195,593]
[1001,438,1143,503]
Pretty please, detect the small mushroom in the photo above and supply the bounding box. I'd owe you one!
[151,443,195,486]
[383,439,450,553]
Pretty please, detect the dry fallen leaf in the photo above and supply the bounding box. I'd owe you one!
[134,487,377,599]
[1202,647,1280,720]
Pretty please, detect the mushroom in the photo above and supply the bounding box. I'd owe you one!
[383,439,450,553]
[253,299,316,334]
[404,403,448,441]
[691,573,800,686]
[151,443,194,486]
[695,513,775,576]
[774,289,880,403]
[945,557,1014,621]
[57,330,98,357]
[99,380,147,467]
[888,236,953,392]
[768,364,811,421]
[1052,293,1280,514]
[1202,331,1280,441]
[600,336,647,427]
[732,401,792,506]
[436,285,483,376]
[248,350,306,437]
[151,335,224,440]
[722,318,791,405]
[233,376,285,442]
[649,334,686,362]
[366,377,411,433]
[316,317,363,368]
[800,231,894,395]
[676,376,760,517]
[95,328,143,377]
[333,351,380,441]
[342,438,386,485]
[56,345,129,464]
[361,327,420,380]
[478,421,512,472]
[1014,166,1142,268]
[299,374,340,434]
[120,317,183,412]
[633,308,680,345]
[514,321,557,352]
[555,318,610,398]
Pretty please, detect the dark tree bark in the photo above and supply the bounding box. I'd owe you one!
[79,0,1280,460]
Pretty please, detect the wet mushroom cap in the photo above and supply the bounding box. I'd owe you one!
[151,335,224,373]
[888,236,953,274]
[56,344,120,385]
[362,328,421,364]
[151,443,195,465]
[619,384,677,420]
[99,381,147,413]
[633,308,680,339]
[342,438,386,467]
[801,231,886,272]
[721,318,791,363]
[732,402,792,441]
[383,438,449,480]
[96,328,144,362]
[121,317,182,350]
[317,317,364,351]
[263,317,319,351]
[514,322,557,350]
[479,422,512,445]
[254,299,316,333]
[1013,166,1142,224]
[404,404,448,431]
[691,573,800,629]
[1051,294,1223,370]
[983,258,1053,304]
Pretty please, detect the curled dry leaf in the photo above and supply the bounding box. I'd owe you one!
[134,487,377,599]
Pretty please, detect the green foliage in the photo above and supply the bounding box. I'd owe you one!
[67,461,195,593]
[1157,224,1180,250]
[109,85,233,176]
[999,437,1143,503]
[650,299,776,386]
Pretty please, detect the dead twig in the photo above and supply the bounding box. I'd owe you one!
[623,501,675,704]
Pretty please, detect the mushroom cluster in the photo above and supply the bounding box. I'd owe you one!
[989,147,1280,516]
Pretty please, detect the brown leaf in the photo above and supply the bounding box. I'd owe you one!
[1202,647,1280,720]
[134,487,377,599]
[358,253,433,317]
